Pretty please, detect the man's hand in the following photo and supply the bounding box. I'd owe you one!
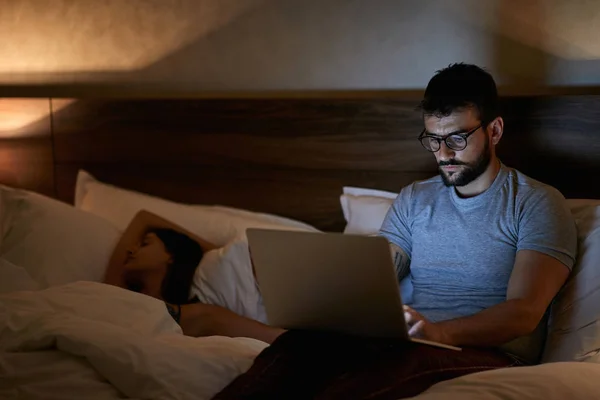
[404,305,448,344]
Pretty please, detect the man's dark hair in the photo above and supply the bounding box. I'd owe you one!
[419,63,499,125]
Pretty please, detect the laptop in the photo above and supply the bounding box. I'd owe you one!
[246,228,460,351]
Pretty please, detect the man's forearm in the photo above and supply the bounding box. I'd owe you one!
[435,299,540,347]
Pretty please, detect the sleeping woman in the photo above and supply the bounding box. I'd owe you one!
[104,210,284,344]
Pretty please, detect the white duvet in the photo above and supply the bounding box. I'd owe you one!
[3,282,600,400]
[0,281,268,400]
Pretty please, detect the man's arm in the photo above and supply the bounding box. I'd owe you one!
[407,250,570,347]
[389,243,410,281]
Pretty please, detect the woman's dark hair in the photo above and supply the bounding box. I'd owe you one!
[150,228,203,305]
[419,63,499,125]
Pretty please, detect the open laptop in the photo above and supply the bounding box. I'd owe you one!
[246,228,460,351]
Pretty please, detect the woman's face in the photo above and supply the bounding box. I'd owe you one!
[124,232,172,272]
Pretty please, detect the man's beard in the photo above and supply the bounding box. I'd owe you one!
[438,140,491,187]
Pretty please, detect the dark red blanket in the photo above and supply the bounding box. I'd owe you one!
[212,330,523,400]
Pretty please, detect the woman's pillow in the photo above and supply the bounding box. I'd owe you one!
[0,186,121,288]
[76,170,318,247]
[200,205,317,233]
[192,239,266,323]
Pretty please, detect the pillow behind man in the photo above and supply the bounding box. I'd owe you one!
[543,202,600,363]
[340,186,397,236]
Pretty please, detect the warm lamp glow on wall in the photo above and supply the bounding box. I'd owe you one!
[0,99,75,137]
[0,0,264,77]
[442,0,600,60]
[0,99,50,137]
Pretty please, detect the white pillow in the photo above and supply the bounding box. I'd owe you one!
[0,186,121,288]
[192,239,266,323]
[543,201,600,363]
[340,186,397,235]
[76,170,318,247]
[0,258,41,294]
[342,186,398,199]
[341,194,396,235]
[203,204,316,232]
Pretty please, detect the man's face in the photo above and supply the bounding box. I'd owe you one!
[423,108,492,187]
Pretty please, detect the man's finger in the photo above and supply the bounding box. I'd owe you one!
[408,320,425,337]
[403,305,421,317]
[404,310,420,324]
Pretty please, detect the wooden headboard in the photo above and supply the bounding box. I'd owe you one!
[1,95,600,231]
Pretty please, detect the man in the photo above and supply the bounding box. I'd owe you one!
[213,64,577,399]
[380,63,577,367]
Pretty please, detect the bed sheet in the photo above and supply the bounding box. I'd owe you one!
[411,361,600,399]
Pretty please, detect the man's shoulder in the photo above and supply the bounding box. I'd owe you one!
[389,174,444,214]
[406,174,445,196]
[505,166,566,206]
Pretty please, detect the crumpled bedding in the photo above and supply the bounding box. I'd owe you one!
[0,281,268,400]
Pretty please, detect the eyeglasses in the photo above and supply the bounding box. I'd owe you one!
[418,124,482,152]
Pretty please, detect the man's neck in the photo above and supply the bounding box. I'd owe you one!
[455,159,501,198]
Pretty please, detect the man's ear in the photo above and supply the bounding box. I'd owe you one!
[489,117,504,145]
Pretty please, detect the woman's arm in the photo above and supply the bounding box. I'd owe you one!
[104,210,216,287]
[105,211,282,343]
[170,302,285,344]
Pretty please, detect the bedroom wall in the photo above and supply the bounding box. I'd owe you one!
[0,99,54,195]
[1,0,599,93]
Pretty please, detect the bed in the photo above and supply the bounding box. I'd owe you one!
[1,94,600,399]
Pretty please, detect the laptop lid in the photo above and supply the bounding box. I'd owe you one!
[246,228,409,339]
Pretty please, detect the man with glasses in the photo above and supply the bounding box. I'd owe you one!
[380,63,577,367]
[214,64,578,399]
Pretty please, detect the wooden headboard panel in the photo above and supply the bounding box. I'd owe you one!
[1,95,599,231]
[50,98,435,232]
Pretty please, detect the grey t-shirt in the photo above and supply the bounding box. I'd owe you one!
[379,163,577,364]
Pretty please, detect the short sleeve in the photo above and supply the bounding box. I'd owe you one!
[517,187,577,270]
[379,185,413,260]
